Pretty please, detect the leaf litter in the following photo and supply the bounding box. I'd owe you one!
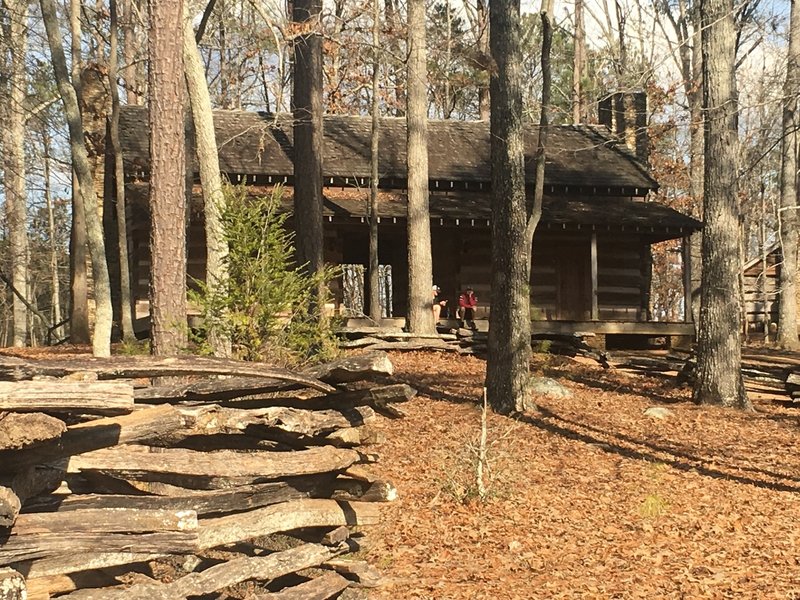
[364,350,800,599]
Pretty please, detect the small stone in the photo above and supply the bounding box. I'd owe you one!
[643,406,674,419]
[528,376,573,399]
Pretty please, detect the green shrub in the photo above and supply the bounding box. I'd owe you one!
[190,184,342,365]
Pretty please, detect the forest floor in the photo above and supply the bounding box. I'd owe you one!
[363,350,800,600]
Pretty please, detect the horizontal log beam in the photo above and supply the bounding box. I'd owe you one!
[9,508,197,535]
[12,552,160,579]
[0,382,134,415]
[302,352,393,384]
[198,499,381,551]
[68,445,363,484]
[25,477,341,516]
[177,405,376,438]
[0,405,185,475]
[60,541,349,600]
[0,356,334,393]
[0,530,197,565]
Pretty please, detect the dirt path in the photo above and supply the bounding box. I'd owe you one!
[365,351,800,599]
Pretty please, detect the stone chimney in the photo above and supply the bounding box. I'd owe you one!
[597,91,649,163]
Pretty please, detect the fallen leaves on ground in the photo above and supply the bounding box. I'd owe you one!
[365,351,800,600]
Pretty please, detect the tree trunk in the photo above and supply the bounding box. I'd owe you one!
[184,6,231,357]
[41,0,113,357]
[571,0,585,124]
[69,181,91,345]
[688,5,704,328]
[121,0,141,105]
[3,0,29,347]
[485,0,541,414]
[477,0,490,120]
[68,0,91,347]
[693,0,749,409]
[406,0,434,335]
[109,0,136,342]
[384,0,405,116]
[148,0,187,356]
[42,130,63,341]
[777,0,800,349]
[368,0,381,323]
[292,0,325,293]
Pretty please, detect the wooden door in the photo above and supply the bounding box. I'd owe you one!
[557,239,591,320]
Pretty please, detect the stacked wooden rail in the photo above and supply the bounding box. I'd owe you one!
[613,349,799,401]
[339,326,608,365]
[0,351,410,599]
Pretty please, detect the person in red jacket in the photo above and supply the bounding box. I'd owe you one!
[458,286,478,329]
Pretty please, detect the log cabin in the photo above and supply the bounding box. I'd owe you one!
[740,243,800,340]
[108,100,702,347]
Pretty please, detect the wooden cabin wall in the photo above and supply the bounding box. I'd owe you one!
[742,250,779,334]
[124,199,649,326]
[127,202,206,319]
[596,235,645,320]
[450,229,491,318]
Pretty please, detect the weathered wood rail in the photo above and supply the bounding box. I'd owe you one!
[0,350,406,599]
[612,347,800,401]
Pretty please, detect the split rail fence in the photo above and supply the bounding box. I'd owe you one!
[0,350,410,599]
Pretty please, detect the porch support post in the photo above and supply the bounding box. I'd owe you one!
[590,232,599,320]
[682,235,693,323]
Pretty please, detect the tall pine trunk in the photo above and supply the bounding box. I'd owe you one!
[148,0,187,356]
[693,0,749,409]
[292,0,325,294]
[406,0,434,335]
[41,0,113,357]
[776,0,800,349]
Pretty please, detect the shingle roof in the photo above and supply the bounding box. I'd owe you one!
[119,106,658,195]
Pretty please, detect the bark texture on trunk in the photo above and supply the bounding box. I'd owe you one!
[109,0,136,342]
[292,0,325,288]
[477,0,490,120]
[485,0,533,414]
[4,0,29,347]
[777,0,800,349]
[571,0,585,124]
[42,130,63,340]
[368,0,381,323]
[41,0,113,357]
[122,0,141,105]
[693,0,749,409]
[405,0,434,335]
[688,6,704,328]
[68,0,90,346]
[148,0,187,356]
[183,8,231,357]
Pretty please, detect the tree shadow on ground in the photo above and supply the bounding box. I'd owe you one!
[517,405,800,492]
[540,368,692,406]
